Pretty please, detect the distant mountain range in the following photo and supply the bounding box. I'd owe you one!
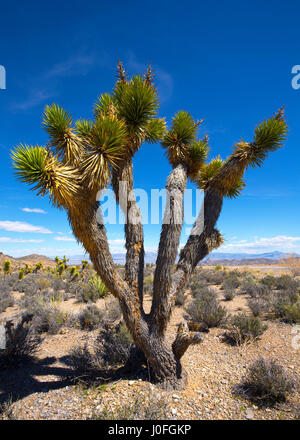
[1,250,297,267]
[65,250,298,265]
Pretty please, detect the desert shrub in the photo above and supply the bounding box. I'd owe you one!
[261,275,277,289]
[236,358,296,405]
[226,313,267,344]
[28,302,71,334]
[78,305,104,330]
[0,291,14,313]
[35,276,52,291]
[274,275,298,291]
[221,273,240,290]
[0,321,41,368]
[223,290,235,301]
[240,276,269,298]
[248,297,272,317]
[175,291,186,306]
[272,290,300,322]
[202,269,227,285]
[99,321,133,367]
[190,279,207,296]
[77,275,109,303]
[104,298,122,323]
[68,321,133,374]
[185,287,228,328]
[215,265,222,271]
[92,392,169,420]
[274,301,300,324]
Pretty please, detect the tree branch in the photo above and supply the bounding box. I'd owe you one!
[172,321,204,359]
[150,164,187,335]
[112,160,145,307]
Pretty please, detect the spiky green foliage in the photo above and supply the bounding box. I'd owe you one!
[186,139,209,179]
[197,156,245,198]
[233,109,288,168]
[3,260,11,276]
[94,93,116,119]
[19,268,24,280]
[11,144,80,208]
[162,111,208,177]
[162,111,197,163]
[113,75,159,137]
[75,119,94,137]
[144,118,166,144]
[80,116,128,190]
[43,104,82,164]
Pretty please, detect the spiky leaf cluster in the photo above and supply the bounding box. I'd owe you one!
[162,111,208,177]
[43,104,82,164]
[197,156,245,198]
[80,116,128,191]
[11,144,80,208]
[233,109,288,168]
[113,75,159,141]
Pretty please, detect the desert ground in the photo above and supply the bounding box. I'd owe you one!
[0,262,299,420]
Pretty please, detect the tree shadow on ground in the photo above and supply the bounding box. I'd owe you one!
[0,353,149,409]
[0,356,75,406]
[59,353,149,387]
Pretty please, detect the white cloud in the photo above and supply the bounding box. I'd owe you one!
[0,237,44,243]
[21,208,47,214]
[0,221,52,234]
[54,236,76,242]
[109,239,125,245]
[219,235,300,253]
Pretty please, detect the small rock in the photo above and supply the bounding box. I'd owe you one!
[245,409,254,420]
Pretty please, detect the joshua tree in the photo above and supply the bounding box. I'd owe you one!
[11,62,287,389]
[3,260,11,278]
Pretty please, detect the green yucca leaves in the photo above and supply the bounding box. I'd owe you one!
[225,177,246,198]
[197,156,224,189]
[144,118,166,144]
[94,93,116,119]
[162,111,199,167]
[197,156,245,198]
[43,104,72,139]
[11,144,80,208]
[233,110,288,168]
[114,75,159,134]
[75,119,94,138]
[80,116,128,191]
[187,139,209,179]
[43,104,82,165]
[12,144,49,186]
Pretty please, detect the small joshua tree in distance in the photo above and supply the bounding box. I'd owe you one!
[11,61,288,389]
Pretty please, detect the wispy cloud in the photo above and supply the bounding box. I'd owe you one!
[54,236,75,242]
[219,235,300,253]
[45,54,95,79]
[11,52,96,111]
[0,237,44,243]
[0,221,52,234]
[12,89,54,111]
[21,208,47,214]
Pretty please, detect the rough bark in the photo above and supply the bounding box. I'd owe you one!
[112,160,145,307]
[151,164,187,335]
[66,155,247,389]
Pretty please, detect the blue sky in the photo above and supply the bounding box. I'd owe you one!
[0,0,299,258]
